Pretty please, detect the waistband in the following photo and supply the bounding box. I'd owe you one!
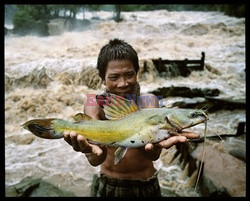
[97,171,159,188]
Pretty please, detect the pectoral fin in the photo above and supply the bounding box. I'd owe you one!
[146,115,163,125]
[114,147,128,165]
[165,114,183,132]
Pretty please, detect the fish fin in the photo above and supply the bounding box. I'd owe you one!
[165,113,183,131]
[114,147,128,165]
[73,113,93,122]
[22,118,63,139]
[103,95,139,120]
[146,115,163,125]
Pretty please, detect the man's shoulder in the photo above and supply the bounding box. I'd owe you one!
[140,93,157,97]
[138,93,159,108]
[84,102,105,120]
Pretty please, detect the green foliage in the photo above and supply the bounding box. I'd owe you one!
[88,4,101,11]
[119,4,245,18]
[13,6,37,35]
[221,4,245,18]
[13,5,49,36]
[62,5,82,18]
[10,4,244,36]
[12,5,84,36]
[120,5,162,11]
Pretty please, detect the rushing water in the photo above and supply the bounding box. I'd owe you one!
[5,10,245,196]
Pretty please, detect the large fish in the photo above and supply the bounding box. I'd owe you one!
[22,96,208,165]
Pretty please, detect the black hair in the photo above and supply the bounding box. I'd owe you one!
[97,38,140,80]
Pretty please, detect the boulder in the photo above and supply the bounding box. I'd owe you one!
[6,176,76,197]
[150,86,220,98]
[192,144,246,197]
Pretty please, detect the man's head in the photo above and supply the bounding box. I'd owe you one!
[96,39,140,97]
[97,39,140,81]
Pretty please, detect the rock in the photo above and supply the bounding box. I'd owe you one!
[229,149,246,162]
[192,144,246,197]
[5,177,76,197]
[199,175,231,197]
[149,86,220,98]
[151,87,245,112]
[204,96,245,112]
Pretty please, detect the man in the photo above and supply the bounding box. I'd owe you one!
[63,39,200,197]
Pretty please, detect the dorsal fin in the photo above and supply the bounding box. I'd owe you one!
[103,94,139,120]
[73,113,93,122]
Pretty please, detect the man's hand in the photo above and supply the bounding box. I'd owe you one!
[145,131,200,151]
[63,131,106,156]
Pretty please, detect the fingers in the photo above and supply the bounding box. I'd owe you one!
[145,134,189,151]
[145,143,154,151]
[180,131,200,139]
[63,131,104,155]
[70,131,82,151]
[63,131,72,145]
[90,144,104,156]
[77,135,91,153]
[157,135,187,149]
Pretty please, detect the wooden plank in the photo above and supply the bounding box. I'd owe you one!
[152,52,205,75]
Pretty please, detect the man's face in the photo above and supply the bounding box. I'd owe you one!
[104,59,137,97]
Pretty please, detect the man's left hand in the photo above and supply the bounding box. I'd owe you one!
[145,131,200,151]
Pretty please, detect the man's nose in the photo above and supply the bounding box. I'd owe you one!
[117,77,128,87]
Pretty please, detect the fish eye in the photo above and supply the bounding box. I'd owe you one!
[189,111,197,118]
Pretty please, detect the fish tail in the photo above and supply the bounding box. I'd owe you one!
[22,118,63,139]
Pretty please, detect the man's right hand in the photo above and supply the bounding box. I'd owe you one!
[63,131,105,156]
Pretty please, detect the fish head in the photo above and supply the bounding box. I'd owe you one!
[164,109,208,131]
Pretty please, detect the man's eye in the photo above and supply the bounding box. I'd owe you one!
[109,77,118,81]
[125,73,135,78]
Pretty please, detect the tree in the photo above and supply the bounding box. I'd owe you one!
[13,5,49,36]
[114,5,122,22]
[88,4,101,19]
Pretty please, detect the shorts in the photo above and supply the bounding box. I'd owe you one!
[90,172,161,197]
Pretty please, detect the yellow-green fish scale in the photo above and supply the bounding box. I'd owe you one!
[52,113,145,144]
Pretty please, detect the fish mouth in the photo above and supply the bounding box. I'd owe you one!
[182,119,207,129]
[165,114,208,132]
